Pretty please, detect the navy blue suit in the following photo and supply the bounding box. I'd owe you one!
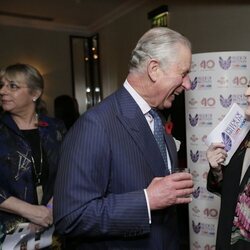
[54,87,180,249]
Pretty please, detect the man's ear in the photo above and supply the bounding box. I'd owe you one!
[147,59,160,82]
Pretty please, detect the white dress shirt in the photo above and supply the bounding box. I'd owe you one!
[123,80,172,223]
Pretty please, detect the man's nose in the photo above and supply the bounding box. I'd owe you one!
[182,75,191,90]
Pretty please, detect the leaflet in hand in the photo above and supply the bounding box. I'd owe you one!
[204,103,250,165]
[2,223,54,250]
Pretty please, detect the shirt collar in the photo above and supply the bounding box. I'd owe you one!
[123,80,151,115]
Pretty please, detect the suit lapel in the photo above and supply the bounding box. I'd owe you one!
[114,87,166,176]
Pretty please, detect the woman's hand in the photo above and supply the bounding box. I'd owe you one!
[0,196,53,227]
[25,204,53,228]
[206,143,227,169]
[206,143,227,182]
[0,197,53,228]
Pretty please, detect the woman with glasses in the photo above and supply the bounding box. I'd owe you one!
[0,63,66,247]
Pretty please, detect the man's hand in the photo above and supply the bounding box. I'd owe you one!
[146,172,194,210]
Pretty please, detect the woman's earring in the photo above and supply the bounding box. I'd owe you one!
[32,97,37,102]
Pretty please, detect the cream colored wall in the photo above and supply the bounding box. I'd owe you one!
[98,3,250,98]
[169,4,250,52]
[0,25,73,115]
[99,0,167,98]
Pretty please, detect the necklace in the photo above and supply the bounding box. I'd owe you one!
[30,140,43,185]
[30,137,44,205]
[34,113,43,184]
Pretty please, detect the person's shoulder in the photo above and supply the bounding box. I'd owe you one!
[0,112,11,127]
[85,88,123,116]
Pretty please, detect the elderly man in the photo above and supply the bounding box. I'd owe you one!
[54,27,194,250]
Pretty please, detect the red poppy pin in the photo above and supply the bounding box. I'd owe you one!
[37,121,49,127]
[165,115,173,135]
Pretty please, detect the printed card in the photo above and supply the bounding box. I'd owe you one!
[205,103,250,165]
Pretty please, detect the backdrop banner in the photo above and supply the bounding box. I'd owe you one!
[185,51,249,250]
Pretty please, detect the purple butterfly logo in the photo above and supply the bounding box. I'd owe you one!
[219,56,231,70]
[220,94,232,108]
[221,132,232,152]
[189,114,199,127]
[193,241,201,248]
[190,150,199,163]
[191,77,198,90]
[192,206,200,214]
[192,186,200,198]
[192,221,201,234]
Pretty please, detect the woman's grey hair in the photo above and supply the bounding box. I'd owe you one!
[0,63,45,112]
[129,27,191,74]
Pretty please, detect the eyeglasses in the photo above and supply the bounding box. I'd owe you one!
[0,81,29,92]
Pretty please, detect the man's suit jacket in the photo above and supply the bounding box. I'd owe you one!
[54,87,180,250]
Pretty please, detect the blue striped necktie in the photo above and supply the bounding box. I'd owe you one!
[149,109,169,174]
